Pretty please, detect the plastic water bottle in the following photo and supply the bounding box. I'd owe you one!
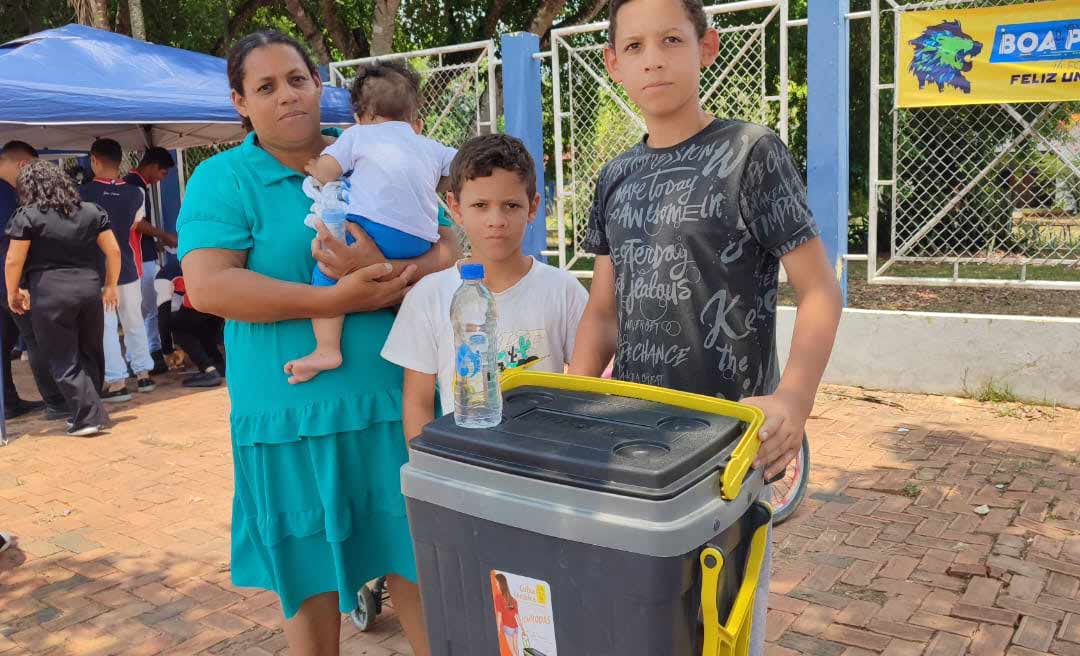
[451,263,502,428]
[320,181,349,243]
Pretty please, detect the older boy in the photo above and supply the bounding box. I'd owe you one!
[569,0,843,650]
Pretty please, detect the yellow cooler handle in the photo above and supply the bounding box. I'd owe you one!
[719,421,762,501]
[700,546,725,656]
[700,503,772,656]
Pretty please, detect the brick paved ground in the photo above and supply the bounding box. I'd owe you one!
[1,364,1079,655]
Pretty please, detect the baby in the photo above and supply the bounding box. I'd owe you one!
[285,60,457,384]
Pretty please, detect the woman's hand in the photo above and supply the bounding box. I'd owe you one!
[102,285,119,311]
[7,289,29,315]
[331,262,417,314]
[310,220,387,280]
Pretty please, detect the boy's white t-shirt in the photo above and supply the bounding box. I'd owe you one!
[382,260,589,415]
[321,121,457,242]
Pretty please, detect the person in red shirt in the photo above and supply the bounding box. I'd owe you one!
[123,147,176,375]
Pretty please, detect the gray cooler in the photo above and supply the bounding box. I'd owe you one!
[402,371,771,656]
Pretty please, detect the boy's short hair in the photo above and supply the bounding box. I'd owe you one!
[449,134,536,199]
[90,138,123,165]
[1,140,38,159]
[607,0,709,46]
[138,147,175,170]
[350,60,421,123]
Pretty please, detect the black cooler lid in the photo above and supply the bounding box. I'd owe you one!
[410,386,746,500]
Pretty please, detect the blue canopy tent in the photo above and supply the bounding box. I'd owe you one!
[0,24,353,151]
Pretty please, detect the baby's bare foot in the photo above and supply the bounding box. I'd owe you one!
[284,350,343,384]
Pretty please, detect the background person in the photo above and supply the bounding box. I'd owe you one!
[123,147,177,375]
[81,138,157,402]
[0,141,66,420]
[169,275,225,388]
[5,159,119,437]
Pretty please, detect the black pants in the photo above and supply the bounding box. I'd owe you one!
[1,293,65,409]
[171,306,225,374]
[28,269,109,427]
[156,302,174,355]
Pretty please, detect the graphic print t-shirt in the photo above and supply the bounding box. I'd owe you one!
[585,119,820,401]
[381,260,588,415]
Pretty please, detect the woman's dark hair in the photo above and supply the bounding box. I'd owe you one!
[449,134,537,199]
[350,60,421,122]
[17,160,82,218]
[226,30,320,131]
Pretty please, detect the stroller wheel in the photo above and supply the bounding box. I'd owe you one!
[349,584,378,632]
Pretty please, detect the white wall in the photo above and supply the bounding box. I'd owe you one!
[776,307,1080,408]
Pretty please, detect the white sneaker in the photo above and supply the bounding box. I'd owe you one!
[0,532,15,554]
[67,424,102,438]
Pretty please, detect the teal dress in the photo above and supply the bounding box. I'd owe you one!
[177,129,443,618]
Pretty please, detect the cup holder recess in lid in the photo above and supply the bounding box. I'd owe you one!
[613,441,671,459]
[506,391,557,406]
[657,417,711,432]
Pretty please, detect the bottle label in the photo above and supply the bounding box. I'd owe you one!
[455,333,488,397]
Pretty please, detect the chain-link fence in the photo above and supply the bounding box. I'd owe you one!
[869,0,1080,289]
[548,1,798,276]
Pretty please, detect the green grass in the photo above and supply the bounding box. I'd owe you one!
[970,379,1020,404]
[901,482,921,499]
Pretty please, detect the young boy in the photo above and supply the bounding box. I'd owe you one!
[382,134,588,438]
[569,0,843,649]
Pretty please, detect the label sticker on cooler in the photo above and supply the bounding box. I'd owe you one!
[490,570,557,656]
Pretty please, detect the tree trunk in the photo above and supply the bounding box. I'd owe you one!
[320,0,359,60]
[528,0,569,37]
[284,0,331,66]
[214,0,274,55]
[91,0,108,29]
[114,0,132,35]
[371,0,401,56]
[482,0,510,40]
[128,0,145,39]
[556,0,607,29]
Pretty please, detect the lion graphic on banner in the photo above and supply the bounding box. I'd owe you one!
[908,20,983,94]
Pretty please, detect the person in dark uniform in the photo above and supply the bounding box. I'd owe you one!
[0,141,66,420]
[123,147,176,375]
[4,160,120,436]
[81,138,156,402]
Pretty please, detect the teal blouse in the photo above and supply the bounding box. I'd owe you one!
[177,129,448,446]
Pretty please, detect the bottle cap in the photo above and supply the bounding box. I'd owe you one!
[460,263,484,280]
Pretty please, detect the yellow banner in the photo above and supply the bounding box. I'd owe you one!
[898,0,1080,108]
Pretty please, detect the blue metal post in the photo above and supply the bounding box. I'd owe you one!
[500,32,548,260]
[807,0,850,304]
